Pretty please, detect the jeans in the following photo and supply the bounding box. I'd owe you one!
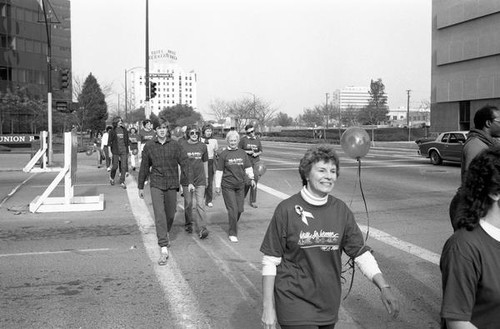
[204,159,215,204]
[103,146,111,168]
[244,162,259,204]
[222,184,245,236]
[182,185,206,233]
[110,153,128,184]
[150,187,178,247]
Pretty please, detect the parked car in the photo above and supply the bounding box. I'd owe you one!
[416,131,468,165]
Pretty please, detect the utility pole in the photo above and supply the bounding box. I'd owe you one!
[324,93,329,141]
[407,89,411,142]
[124,69,127,121]
[40,0,53,165]
[145,0,150,119]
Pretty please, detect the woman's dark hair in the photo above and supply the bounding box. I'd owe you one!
[202,124,213,137]
[185,125,200,139]
[298,145,340,186]
[457,146,500,230]
[129,127,137,134]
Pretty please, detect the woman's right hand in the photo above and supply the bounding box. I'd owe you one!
[261,305,277,329]
[215,187,221,195]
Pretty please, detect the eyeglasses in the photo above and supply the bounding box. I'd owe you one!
[493,118,500,123]
[246,130,254,134]
[189,131,199,136]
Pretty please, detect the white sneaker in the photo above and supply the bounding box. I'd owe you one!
[229,236,238,243]
[207,202,213,208]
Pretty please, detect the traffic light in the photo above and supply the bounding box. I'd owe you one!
[150,81,157,99]
[60,69,70,89]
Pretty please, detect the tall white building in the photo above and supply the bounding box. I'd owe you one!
[127,50,197,116]
[339,86,370,109]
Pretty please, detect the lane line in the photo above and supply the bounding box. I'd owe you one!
[258,183,441,265]
[125,176,211,329]
[0,248,111,257]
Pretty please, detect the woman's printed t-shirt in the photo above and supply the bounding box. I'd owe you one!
[440,226,500,329]
[180,142,208,186]
[216,148,252,189]
[116,126,127,154]
[140,128,156,143]
[260,193,369,326]
[129,133,139,150]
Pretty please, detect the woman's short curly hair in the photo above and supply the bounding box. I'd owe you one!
[225,130,240,143]
[457,146,500,230]
[299,145,340,186]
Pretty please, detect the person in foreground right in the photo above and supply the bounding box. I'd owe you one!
[260,145,399,329]
[440,147,500,329]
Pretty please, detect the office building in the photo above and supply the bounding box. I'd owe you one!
[339,86,371,109]
[0,0,71,133]
[431,0,500,132]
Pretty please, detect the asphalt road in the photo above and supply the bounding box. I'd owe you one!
[0,141,459,329]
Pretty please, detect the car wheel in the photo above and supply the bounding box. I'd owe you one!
[429,150,442,165]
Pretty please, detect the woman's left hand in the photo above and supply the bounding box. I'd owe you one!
[250,180,256,188]
[380,287,400,319]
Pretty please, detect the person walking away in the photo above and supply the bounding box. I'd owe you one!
[180,126,209,238]
[239,124,262,208]
[108,116,129,189]
[215,130,256,243]
[449,105,500,230]
[441,147,500,329]
[261,145,399,329]
[129,127,139,171]
[138,121,194,265]
[93,131,104,168]
[200,124,218,208]
[102,126,112,171]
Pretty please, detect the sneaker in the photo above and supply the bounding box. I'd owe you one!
[158,247,169,266]
[109,178,115,186]
[207,202,213,208]
[107,167,111,172]
[120,183,127,189]
[199,228,209,239]
[250,203,258,208]
[185,226,193,234]
[229,236,238,243]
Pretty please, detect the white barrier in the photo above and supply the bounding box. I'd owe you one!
[28,131,104,213]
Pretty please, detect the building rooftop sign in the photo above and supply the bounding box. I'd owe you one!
[150,49,177,62]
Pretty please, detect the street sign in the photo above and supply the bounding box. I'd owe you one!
[56,101,68,112]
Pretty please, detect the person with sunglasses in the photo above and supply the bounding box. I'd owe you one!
[201,124,219,208]
[239,124,263,208]
[180,126,209,238]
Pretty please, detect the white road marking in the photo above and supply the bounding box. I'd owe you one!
[0,172,37,207]
[125,176,211,329]
[0,248,111,257]
[258,183,441,265]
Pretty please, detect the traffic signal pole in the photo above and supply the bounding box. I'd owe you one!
[145,0,150,119]
[40,0,53,165]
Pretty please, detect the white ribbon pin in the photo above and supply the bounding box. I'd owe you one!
[295,205,314,225]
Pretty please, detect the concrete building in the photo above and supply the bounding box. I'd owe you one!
[0,0,71,133]
[126,51,197,117]
[339,86,371,109]
[431,0,500,132]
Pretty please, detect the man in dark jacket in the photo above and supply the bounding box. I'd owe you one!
[449,105,500,230]
[108,116,129,189]
[138,121,194,265]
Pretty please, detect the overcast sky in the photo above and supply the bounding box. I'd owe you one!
[71,0,432,119]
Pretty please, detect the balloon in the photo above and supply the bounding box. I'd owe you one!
[256,162,267,176]
[340,127,371,159]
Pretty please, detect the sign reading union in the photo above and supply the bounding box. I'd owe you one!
[0,135,37,144]
[149,49,177,61]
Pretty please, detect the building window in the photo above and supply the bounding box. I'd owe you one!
[459,101,471,131]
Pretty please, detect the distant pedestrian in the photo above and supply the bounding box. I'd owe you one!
[261,145,399,328]
[138,121,194,265]
[200,124,218,208]
[139,119,156,159]
[93,131,104,168]
[449,105,500,230]
[102,125,112,171]
[108,116,129,189]
[128,127,139,171]
[441,147,500,329]
[239,124,263,208]
[215,130,256,243]
[180,126,209,239]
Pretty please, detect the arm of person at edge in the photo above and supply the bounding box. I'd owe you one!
[262,275,277,329]
[137,146,151,199]
[371,272,400,318]
[445,321,478,329]
[204,161,209,186]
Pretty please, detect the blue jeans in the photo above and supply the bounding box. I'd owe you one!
[221,184,245,236]
[110,153,128,184]
[182,185,206,233]
[204,159,215,204]
[150,187,178,248]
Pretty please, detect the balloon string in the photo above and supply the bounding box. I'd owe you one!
[357,158,370,242]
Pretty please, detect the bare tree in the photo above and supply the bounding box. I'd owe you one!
[209,98,230,121]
